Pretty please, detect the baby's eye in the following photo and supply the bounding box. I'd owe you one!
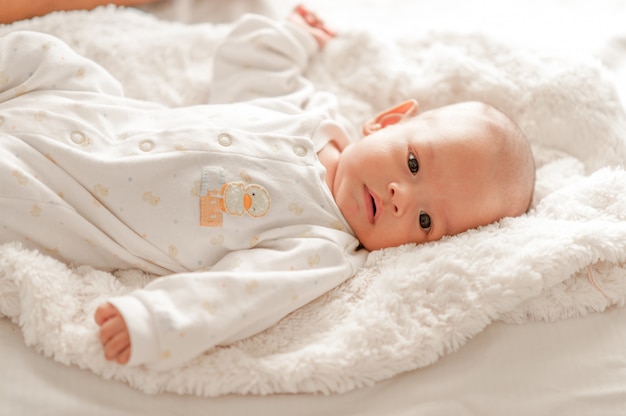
[419,211,431,230]
[408,152,419,175]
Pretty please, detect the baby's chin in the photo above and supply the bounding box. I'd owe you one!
[350,231,377,251]
[354,234,411,252]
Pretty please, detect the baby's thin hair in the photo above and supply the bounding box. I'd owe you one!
[492,106,536,214]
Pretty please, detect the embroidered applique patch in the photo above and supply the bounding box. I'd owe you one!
[200,167,270,227]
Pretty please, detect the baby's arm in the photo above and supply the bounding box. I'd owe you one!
[95,303,131,364]
[210,7,334,105]
[94,235,364,369]
[0,31,123,103]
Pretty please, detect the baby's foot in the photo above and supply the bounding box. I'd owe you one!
[289,4,336,47]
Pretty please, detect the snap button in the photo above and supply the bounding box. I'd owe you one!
[139,140,155,152]
[293,145,307,157]
[70,130,86,144]
[217,133,232,147]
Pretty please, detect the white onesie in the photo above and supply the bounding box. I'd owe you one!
[0,15,367,369]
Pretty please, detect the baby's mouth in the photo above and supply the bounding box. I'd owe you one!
[371,195,377,218]
[364,186,380,224]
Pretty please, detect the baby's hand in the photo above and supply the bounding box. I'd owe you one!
[289,4,336,47]
[95,303,131,365]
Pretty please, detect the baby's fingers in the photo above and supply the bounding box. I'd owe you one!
[94,302,118,326]
[103,330,131,363]
[98,313,126,344]
[116,345,131,365]
[98,313,131,364]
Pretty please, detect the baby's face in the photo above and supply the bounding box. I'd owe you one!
[333,102,509,250]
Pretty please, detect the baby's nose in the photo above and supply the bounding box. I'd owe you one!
[387,182,410,217]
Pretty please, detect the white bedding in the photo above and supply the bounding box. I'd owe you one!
[2,0,626,414]
[3,308,626,416]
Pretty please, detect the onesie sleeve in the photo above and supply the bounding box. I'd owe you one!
[210,14,318,106]
[210,14,360,149]
[106,234,366,370]
[0,31,123,103]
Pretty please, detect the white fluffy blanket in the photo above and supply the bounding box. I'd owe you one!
[1,7,626,396]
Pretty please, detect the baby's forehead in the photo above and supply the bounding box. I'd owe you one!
[412,102,501,139]
[426,101,502,124]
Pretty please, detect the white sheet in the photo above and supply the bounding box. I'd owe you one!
[2,0,626,413]
[3,307,626,415]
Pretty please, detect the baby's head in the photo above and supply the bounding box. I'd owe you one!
[333,100,535,250]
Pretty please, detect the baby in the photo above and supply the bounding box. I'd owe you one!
[0,6,534,369]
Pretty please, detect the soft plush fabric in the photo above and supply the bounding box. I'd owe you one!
[1,7,625,396]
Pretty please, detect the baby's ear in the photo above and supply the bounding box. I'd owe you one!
[362,99,419,136]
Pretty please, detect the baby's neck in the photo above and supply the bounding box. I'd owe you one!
[317,140,342,194]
